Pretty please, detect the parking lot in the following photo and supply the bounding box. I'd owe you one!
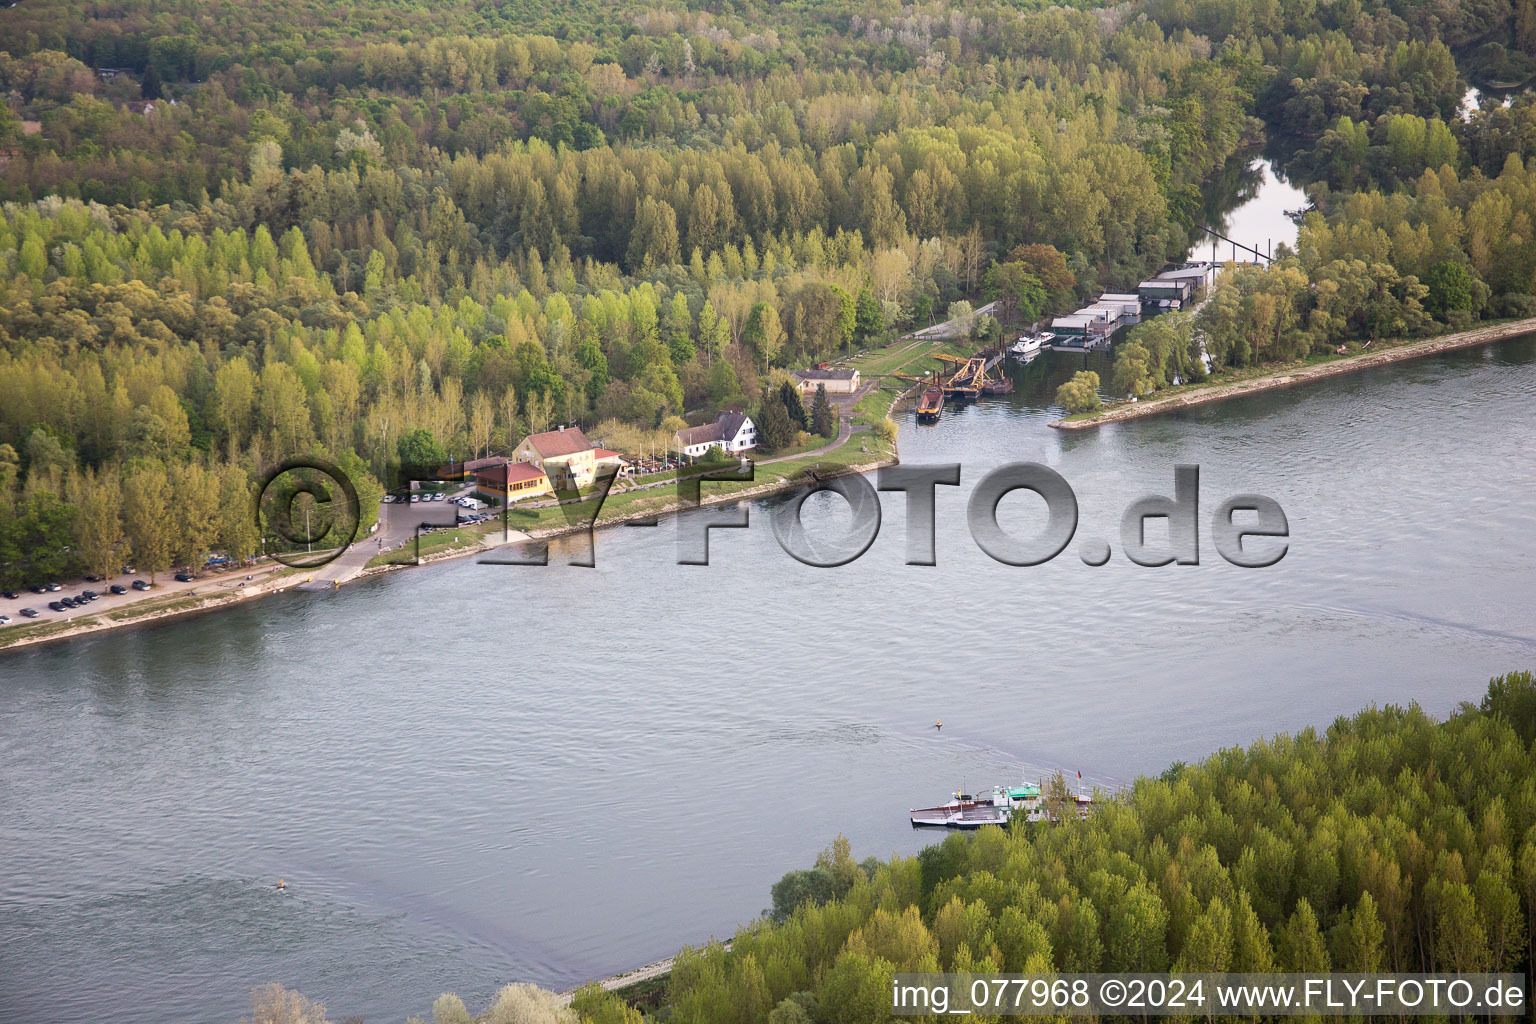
[0,562,286,628]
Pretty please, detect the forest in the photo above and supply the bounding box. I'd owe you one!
[2,0,1536,584]
[240,670,1535,1023]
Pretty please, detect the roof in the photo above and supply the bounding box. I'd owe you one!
[717,411,750,441]
[1052,315,1094,328]
[523,426,592,458]
[1099,293,1140,303]
[676,422,725,447]
[592,448,627,461]
[1076,305,1120,320]
[461,456,510,473]
[678,411,754,447]
[476,462,546,485]
[793,367,858,381]
[1158,266,1211,280]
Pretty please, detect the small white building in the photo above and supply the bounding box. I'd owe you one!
[792,367,860,395]
[675,411,757,459]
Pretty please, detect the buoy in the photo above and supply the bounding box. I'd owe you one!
[276,879,286,890]
[935,718,942,731]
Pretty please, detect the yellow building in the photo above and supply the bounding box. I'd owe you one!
[511,427,627,491]
[473,460,550,502]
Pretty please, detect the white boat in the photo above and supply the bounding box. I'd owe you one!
[1009,332,1053,359]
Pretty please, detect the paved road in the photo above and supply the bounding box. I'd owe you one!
[297,497,463,590]
[756,392,875,465]
[902,300,998,340]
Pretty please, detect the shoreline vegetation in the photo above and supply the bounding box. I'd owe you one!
[0,338,949,655]
[249,670,1536,1024]
[5,0,1535,667]
[6,313,1533,656]
[1053,317,1536,430]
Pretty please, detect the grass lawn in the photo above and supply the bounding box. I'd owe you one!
[365,335,956,547]
[468,425,894,537]
[107,596,208,621]
[367,527,487,566]
[854,335,972,379]
[0,616,101,648]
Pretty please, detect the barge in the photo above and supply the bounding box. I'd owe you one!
[909,783,1093,829]
[916,387,944,423]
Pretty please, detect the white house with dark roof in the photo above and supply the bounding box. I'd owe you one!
[675,411,757,459]
[791,367,860,394]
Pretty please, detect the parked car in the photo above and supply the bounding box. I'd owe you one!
[81,590,98,601]
[45,583,62,592]
[382,494,396,503]
[109,584,128,595]
[174,572,196,583]
[121,565,135,574]
[2,590,17,599]
[84,574,103,582]
[0,614,10,625]
[131,580,152,591]
[48,601,64,611]
[19,607,38,618]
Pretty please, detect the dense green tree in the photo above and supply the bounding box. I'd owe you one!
[122,464,172,582]
[810,384,835,439]
[777,381,807,431]
[1055,371,1101,414]
[396,429,448,473]
[70,468,126,580]
[1424,260,1477,318]
[754,395,795,454]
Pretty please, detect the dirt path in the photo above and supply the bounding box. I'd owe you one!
[1053,317,1536,431]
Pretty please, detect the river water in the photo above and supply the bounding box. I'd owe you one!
[1187,158,1307,263]
[4,174,1536,1024]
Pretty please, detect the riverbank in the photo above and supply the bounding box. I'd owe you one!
[0,428,901,657]
[1052,316,1536,430]
[354,449,899,582]
[0,566,309,653]
[554,941,734,1007]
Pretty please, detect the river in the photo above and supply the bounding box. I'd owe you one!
[4,182,1536,1024]
[1187,157,1307,264]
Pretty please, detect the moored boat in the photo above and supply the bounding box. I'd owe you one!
[1009,331,1053,358]
[916,387,944,423]
[909,784,1043,829]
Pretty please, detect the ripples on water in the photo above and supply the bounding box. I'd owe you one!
[2,337,1534,1024]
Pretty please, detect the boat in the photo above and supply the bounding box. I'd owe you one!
[909,784,1043,829]
[981,377,1015,395]
[916,387,944,423]
[1009,331,1053,359]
